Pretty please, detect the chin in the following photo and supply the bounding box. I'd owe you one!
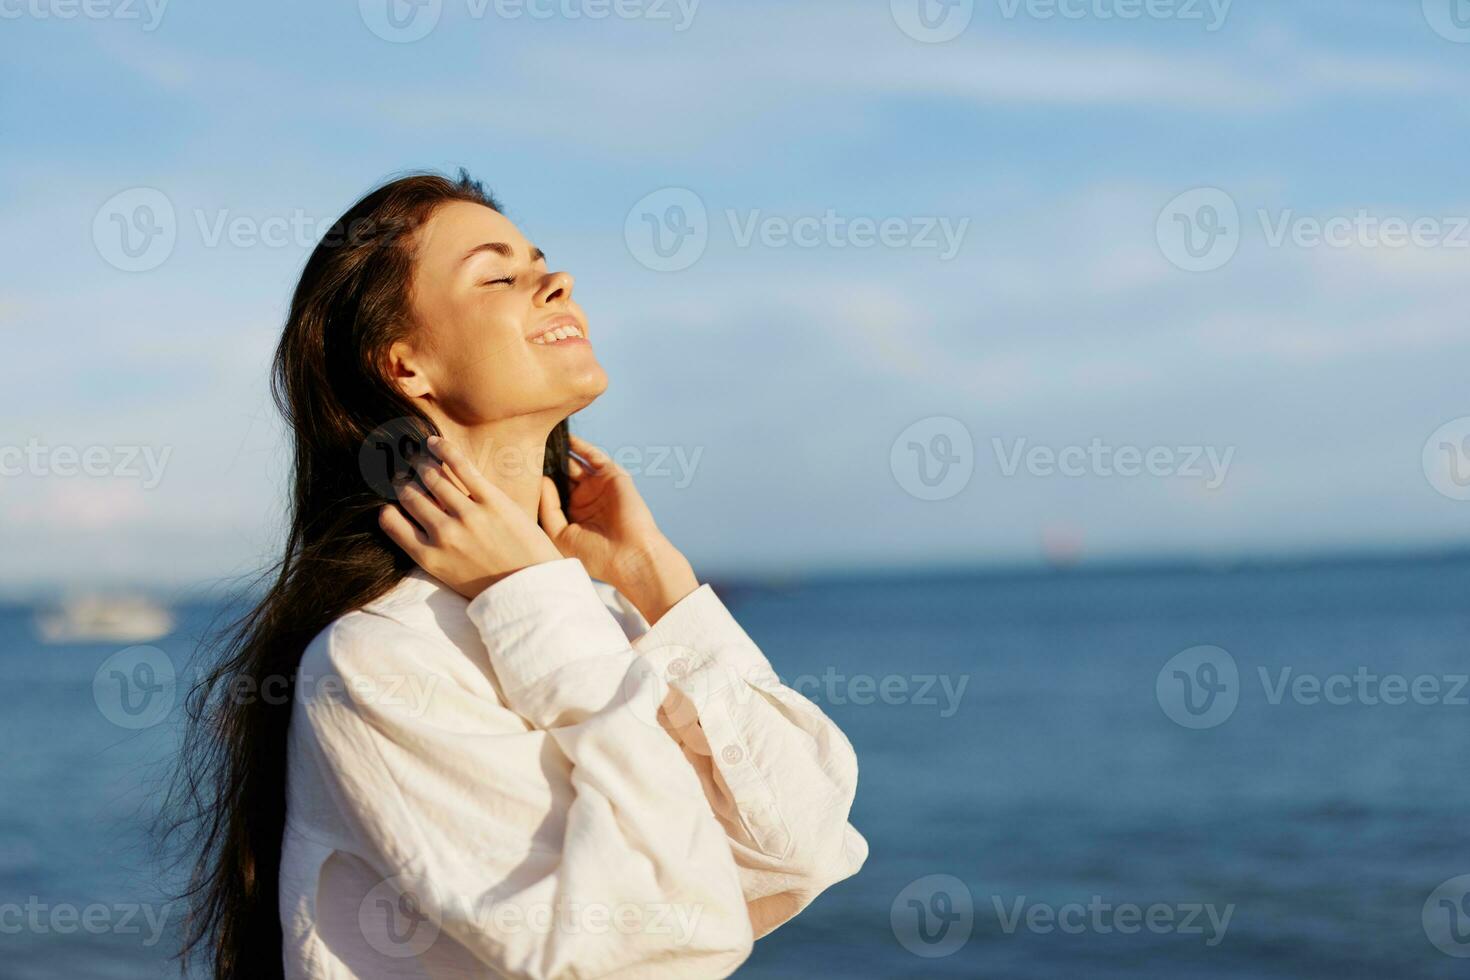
[564,364,609,411]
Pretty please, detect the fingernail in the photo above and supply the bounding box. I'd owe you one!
[427,434,441,445]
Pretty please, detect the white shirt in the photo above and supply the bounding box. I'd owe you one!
[280,557,867,979]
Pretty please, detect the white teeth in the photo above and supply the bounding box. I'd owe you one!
[533,324,583,344]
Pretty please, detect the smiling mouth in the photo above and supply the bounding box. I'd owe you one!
[529,317,588,346]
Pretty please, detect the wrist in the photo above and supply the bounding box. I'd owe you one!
[616,539,698,625]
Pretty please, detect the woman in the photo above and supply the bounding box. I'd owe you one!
[173,172,867,979]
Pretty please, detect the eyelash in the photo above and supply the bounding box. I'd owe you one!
[481,276,516,287]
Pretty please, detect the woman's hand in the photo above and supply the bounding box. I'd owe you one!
[379,435,563,600]
[539,434,699,624]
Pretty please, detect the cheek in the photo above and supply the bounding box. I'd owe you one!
[451,306,528,381]
[424,318,528,410]
[451,336,539,403]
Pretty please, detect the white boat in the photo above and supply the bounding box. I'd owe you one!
[35,595,175,644]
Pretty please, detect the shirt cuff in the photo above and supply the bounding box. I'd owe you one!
[465,557,633,698]
[632,584,779,691]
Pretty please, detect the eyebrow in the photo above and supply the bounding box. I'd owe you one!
[460,242,546,265]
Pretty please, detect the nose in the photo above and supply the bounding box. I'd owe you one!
[534,270,575,307]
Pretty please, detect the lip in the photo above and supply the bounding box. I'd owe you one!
[528,314,588,344]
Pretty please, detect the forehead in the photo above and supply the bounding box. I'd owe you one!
[413,200,530,270]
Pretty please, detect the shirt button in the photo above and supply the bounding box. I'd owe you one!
[721,745,744,765]
[667,657,689,679]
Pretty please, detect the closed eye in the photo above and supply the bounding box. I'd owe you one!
[481,276,516,287]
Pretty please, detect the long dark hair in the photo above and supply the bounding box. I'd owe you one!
[166,171,573,979]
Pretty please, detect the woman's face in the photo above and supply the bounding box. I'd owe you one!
[392,201,607,426]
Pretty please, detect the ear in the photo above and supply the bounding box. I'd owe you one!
[387,339,433,400]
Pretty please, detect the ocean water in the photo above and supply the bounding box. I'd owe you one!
[2,555,1468,978]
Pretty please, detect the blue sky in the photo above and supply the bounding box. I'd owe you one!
[3,0,1470,589]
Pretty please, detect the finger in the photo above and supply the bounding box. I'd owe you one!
[426,435,496,501]
[567,434,613,470]
[538,476,570,542]
[565,456,586,480]
[379,504,431,557]
[430,446,473,497]
[411,455,467,517]
[396,479,448,533]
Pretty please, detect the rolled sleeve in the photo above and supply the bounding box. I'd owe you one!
[466,558,641,729]
[629,582,868,936]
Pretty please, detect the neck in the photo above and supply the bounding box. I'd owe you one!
[435,413,558,521]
